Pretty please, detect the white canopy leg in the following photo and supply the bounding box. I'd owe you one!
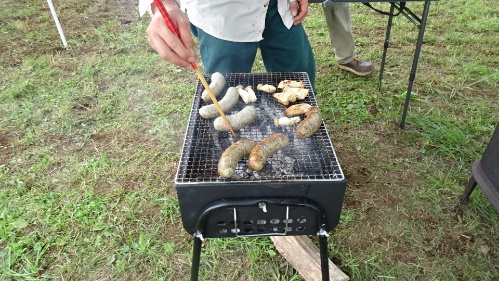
[46,0,68,48]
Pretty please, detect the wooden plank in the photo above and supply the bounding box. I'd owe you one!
[270,236,349,281]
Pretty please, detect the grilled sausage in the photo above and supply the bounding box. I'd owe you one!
[218,139,257,178]
[296,106,321,138]
[201,72,226,103]
[199,87,239,119]
[213,106,257,132]
[248,133,289,171]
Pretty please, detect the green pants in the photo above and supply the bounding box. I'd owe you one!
[190,0,316,85]
[323,3,356,65]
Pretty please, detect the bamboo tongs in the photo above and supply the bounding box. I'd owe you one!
[152,0,236,137]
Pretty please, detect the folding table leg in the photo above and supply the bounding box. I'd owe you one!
[378,3,396,91]
[400,0,432,128]
[190,236,203,281]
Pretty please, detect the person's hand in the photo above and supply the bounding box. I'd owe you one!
[289,0,309,25]
[146,1,198,69]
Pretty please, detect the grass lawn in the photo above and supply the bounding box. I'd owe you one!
[1,0,498,280]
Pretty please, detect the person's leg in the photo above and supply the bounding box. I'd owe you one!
[190,23,258,73]
[323,2,356,64]
[323,3,374,76]
[259,0,316,86]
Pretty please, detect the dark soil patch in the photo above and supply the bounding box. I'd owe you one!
[0,131,16,147]
[0,131,20,165]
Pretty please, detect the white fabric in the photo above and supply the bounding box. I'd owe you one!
[138,0,154,17]
[138,0,293,42]
[138,0,180,17]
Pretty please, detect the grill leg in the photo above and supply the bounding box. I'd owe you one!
[318,233,330,281]
[190,236,203,281]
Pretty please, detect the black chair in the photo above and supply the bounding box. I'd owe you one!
[460,124,499,212]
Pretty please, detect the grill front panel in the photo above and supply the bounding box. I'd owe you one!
[203,199,322,237]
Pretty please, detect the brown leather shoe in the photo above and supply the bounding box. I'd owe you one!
[338,57,375,76]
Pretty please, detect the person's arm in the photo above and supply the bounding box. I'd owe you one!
[143,0,197,69]
[289,0,308,25]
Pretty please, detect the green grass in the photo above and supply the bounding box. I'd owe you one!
[1,0,498,280]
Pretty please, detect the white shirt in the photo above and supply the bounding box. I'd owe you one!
[139,0,294,42]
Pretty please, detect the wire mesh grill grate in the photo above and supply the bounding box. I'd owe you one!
[175,72,344,184]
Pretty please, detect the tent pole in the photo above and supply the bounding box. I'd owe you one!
[46,0,68,48]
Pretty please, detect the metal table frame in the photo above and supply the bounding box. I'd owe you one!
[310,0,433,128]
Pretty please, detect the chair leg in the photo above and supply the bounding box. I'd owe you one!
[460,176,478,204]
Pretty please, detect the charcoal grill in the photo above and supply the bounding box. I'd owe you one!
[175,72,346,281]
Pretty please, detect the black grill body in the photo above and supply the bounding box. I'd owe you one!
[175,72,346,238]
[177,183,346,238]
[174,72,346,281]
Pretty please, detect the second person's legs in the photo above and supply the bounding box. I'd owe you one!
[323,3,374,76]
[323,2,356,64]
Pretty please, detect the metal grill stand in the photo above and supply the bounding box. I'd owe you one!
[188,198,332,281]
[175,73,347,281]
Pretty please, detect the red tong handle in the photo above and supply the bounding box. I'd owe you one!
[152,0,197,70]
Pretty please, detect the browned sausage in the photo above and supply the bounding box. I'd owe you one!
[296,106,321,138]
[218,139,257,178]
[248,133,289,171]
